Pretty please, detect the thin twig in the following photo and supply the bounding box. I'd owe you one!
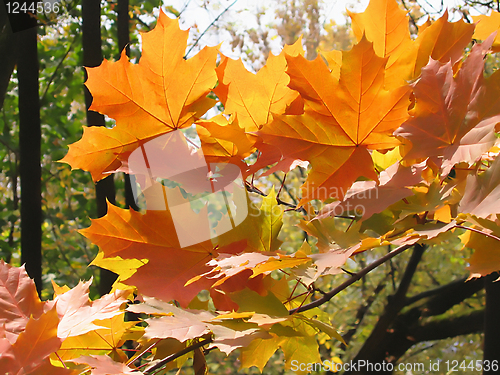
[178,0,192,17]
[276,172,287,200]
[291,290,313,314]
[132,14,152,31]
[126,339,160,366]
[142,338,213,374]
[41,35,78,103]
[244,181,306,214]
[185,0,238,58]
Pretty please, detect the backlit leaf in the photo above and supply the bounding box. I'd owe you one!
[395,37,500,176]
[61,10,217,181]
[259,36,410,203]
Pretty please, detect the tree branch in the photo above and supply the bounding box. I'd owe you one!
[346,270,485,372]
[405,276,484,315]
[289,243,414,314]
[40,35,78,103]
[394,244,426,302]
[411,310,484,342]
[345,244,425,364]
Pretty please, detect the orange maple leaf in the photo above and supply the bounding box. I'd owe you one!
[412,10,474,78]
[349,0,475,87]
[258,37,411,203]
[460,218,500,279]
[0,261,129,372]
[196,114,256,170]
[61,10,218,181]
[80,202,218,307]
[348,0,415,89]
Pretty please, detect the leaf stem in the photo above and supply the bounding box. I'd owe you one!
[455,225,500,242]
[126,339,160,366]
[142,338,213,374]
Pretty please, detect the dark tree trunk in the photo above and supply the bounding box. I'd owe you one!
[17,7,42,296]
[117,0,130,56]
[116,0,138,211]
[82,0,117,296]
[346,244,426,372]
[483,272,500,374]
[0,6,17,109]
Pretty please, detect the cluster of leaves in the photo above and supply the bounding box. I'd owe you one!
[3,0,500,373]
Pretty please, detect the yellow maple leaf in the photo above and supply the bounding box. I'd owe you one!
[473,11,500,52]
[214,38,305,132]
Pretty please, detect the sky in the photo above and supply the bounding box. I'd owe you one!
[157,0,488,60]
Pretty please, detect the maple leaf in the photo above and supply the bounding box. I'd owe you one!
[198,252,277,288]
[239,336,281,372]
[128,297,270,355]
[281,336,322,374]
[259,36,411,203]
[460,217,500,278]
[197,115,256,166]
[0,260,44,341]
[0,307,62,374]
[473,11,500,52]
[80,202,217,307]
[395,36,500,176]
[245,140,308,180]
[411,10,475,79]
[229,288,289,316]
[208,324,270,355]
[70,355,141,375]
[128,297,215,342]
[61,10,218,181]
[239,314,325,375]
[307,245,360,282]
[348,0,416,89]
[459,156,500,218]
[55,313,139,360]
[215,188,284,253]
[47,279,128,339]
[349,1,474,87]
[388,180,451,221]
[0,262,131,372]
[195,244,311,289]
[214,38,305,132]
[299,214,370,252]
